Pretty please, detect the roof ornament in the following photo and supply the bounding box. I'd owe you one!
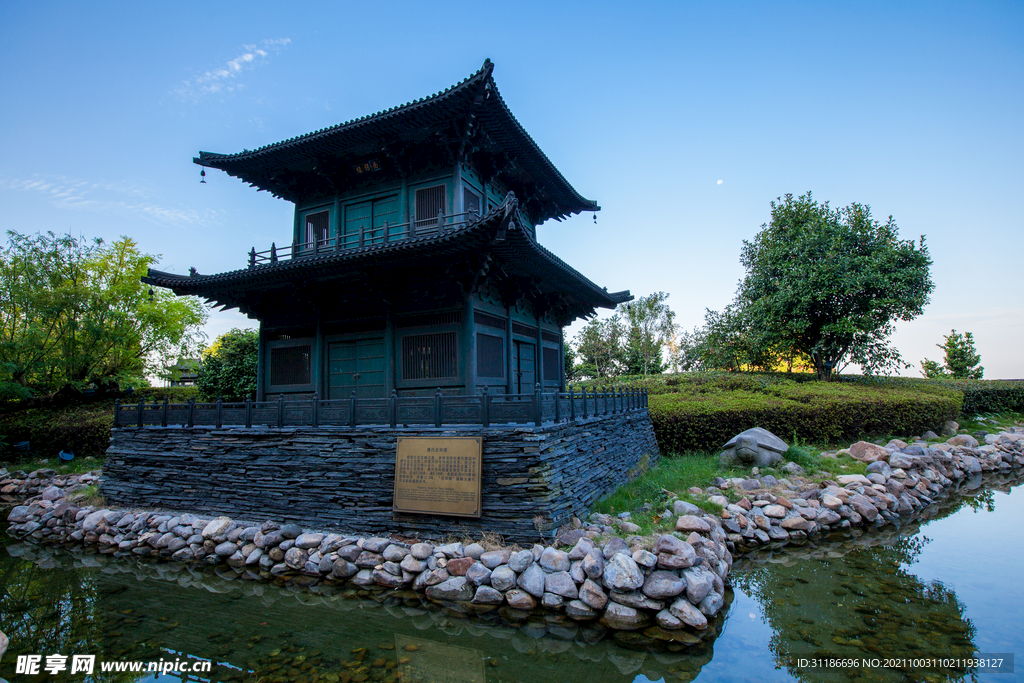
[189,267,198,277]
[200,168,206,184]
[593,211,597,224]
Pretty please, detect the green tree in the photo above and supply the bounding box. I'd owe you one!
[736,192,933,380]
[621,291,675,375]
[563,336,579,383]
[573,314,625,379]
[0,231,208,393]
[921,329,983,379]
[197,328,258,401]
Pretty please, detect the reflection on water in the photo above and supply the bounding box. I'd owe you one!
[1,471,1021,683]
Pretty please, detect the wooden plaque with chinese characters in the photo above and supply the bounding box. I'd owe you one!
[394,437,483,517]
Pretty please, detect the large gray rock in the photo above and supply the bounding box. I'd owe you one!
[426,576,474,602]
[517,563,546,597]
[603,553,644,591]
[490,565,517,591]
[719,428,787,468]
[641,571,686,599]
[544,571,579,598]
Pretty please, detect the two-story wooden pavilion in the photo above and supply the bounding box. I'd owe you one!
[145,60,631,401]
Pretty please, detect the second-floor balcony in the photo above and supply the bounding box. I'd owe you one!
[248,209,482,267]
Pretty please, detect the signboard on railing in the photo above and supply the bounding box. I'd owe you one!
[393,436,482,518]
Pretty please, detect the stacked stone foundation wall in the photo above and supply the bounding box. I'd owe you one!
[100,411,659,542]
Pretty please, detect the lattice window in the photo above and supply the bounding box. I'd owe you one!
[477,334,504,378]
[270,345,311,386]
[512,322,537,338]
[415,185,446,227]
[396,311,462,328]
[543,347,560,381]
[541,330,561,344]
[476,312,507,331]
[402,332,457,380]
[304,211,329,247]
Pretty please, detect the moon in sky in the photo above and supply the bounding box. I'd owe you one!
[717,179,723,185]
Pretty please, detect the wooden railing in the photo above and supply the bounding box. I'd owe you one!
[113,386,648,430]
[248,209,481,267]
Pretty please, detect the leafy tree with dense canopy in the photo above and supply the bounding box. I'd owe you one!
[197,328,258,401]
[0,231,207,396]
[736,192,933,380]
[573,315,625,379]
[621,291,675,376]
[921,329,983,379]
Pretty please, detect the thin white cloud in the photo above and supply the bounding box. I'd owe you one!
[173,38,291,102]
[1,173,219,226]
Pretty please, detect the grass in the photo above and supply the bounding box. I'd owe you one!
[2,453,102,476]
[67,483,105,507]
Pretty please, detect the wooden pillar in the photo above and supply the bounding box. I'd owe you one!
[400,176,408,234]
[453,163,465,220]
[256,324,266,401]
[385,306,396,396]
[535,313,544,387]
[559,327,566,392]
[293,207,301,249]
[332,196,341,244]
[464,295,476,395]
[505,303,514,396]
[314,317,324,398]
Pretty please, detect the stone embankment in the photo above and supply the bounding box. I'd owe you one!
[0,468,99,501]
[6,492,732,637]
[704,428,1024,554]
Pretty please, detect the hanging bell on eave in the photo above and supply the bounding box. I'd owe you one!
[200,168,207,184]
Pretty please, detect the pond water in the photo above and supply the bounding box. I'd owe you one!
[1,471,1021,683]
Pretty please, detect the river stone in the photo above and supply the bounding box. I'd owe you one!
[816,509,842,525]
[472,586,504,605]
[355,551,383,568]
[466,562,492,586]
[866,461,892,478]
[947,434,979,448]
[669,597,708,630]
[675,515,711,534]
[400,555,427,573]
[602,536,630,559]
[699,591,724,616]
[504,589,536,610]
[480,549,510,569]
[464,543,485,559]
[600,602,648,631]
[850,494,879,521]
[632,549,657,568]
[603,553,644,591]
[426,576,474,602]
[545,571,579,598]
[683,566,714,604]
[435,542,463,558]
[867,473,887,485]
[410,543,433,559]
[719,427,787,468]
[336,545,361,562]
[373,569,405,588]
[781,516,810,531]
[821,494,843,510]
[567,537,595,560]
[517,563,546,597]
[490,565,516,591]
[836,474,872,486]
[762,505,786,519]
[201,517,233,541]
[294,533,323,549]
[610,591,665,611]
[542,593,564,609]
[642,571,686,599]
[768,526,790,540]
[214,541,238,557]
[383,544,409,562]
[673,500,701,515]
[446,557,474,576]
[285,547,308,569]
[257,530,284,549]
[580,578,608,610]
[566,600,598,620]
[509,549,534,573]
[540,547,570,572]
[360,537,391,553]
[850,441,890,463]
[582,548,605,579]
[279,524,302,539]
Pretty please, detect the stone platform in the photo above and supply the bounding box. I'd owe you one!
[100,411,659,542]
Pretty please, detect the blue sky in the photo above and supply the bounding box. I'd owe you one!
[2,1,1021,377]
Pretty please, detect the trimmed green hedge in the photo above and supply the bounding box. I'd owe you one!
[0,402,115,463]
[837,376,1024,415]
[648,381,962,453]
[129,386,200,403]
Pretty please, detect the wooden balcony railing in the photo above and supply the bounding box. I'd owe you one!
[248,209,481,268]
[113,386,649,430]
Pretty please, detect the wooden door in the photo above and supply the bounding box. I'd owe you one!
[513,341,535,395]
[328,339,385,399]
